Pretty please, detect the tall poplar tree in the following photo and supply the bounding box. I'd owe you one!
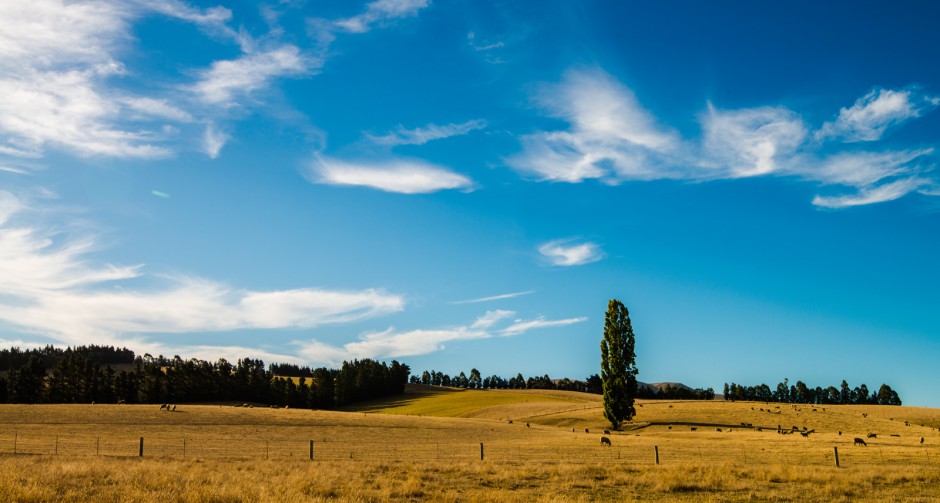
[600,299,638,430]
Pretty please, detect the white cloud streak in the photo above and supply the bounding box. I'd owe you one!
[538,239,603,267]
[191,45,309,107]
[367,120,487,146]
[202,123,229,158]
[0,191,404,347]
[334,0,429,34]
[501,316,588,336]
[508,68,681,184]
[816,88,940,143]
[0,0,241,160]
[450,290,535,304]
[309,155,474,194]
[509,68,940,208]
[296,309,587,366]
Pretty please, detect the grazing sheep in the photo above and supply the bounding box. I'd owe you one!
[867,433,877,439]
[604,429,610,435]
[854,438,867,446]
[600,436,611,446]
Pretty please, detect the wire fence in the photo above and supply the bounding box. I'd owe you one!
[0,432,936,467]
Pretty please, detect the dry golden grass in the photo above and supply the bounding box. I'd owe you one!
[1,391,939,501]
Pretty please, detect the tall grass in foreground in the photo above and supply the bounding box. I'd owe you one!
[1,456,938,502]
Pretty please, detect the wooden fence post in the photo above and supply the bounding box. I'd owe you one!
[96,437,100,456]
[480,442,484,461]
[834,446,840,468]
[139,437,144,457]
[309,440,314,461]
[655,445,660,465]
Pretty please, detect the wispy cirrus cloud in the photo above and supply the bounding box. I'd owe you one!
[296,309,587,365]
[333,0,430,34]
[508,68,681,184]
[0,1,170,159]
[366,119,487,146]
[815,87,940,143]
[202,123,229,159]
[509,67,940,208]
[450,290,535,304]
[191,45,310,107]
[538,239,603,267]
[700,104,807,178]
[309,154,474,194]
[0,191,404,348]
[501,316,587,336]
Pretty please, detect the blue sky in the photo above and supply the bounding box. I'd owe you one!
[1,1,939,405]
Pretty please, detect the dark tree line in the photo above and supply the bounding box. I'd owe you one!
[639,384,716,401]
[408,369,715,401]
[723,378,901,405]
[409,369,605,393]
[0,345,409,408]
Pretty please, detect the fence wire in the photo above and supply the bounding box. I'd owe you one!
[0,432,935,468]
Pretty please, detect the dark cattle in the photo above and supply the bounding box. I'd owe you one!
[525,423,530,428]
[584,428,590,433]
[890,434,900,437]
[160,404,168,410]
[690,427,697,431]
[600,436,612,446]
[172,405,176,411]
[604,429,610,435]
[716,428,722,432]
[921,437,925,444]
[867,433,877,439]
[508,420,513,424]
[756,428,762,432]
[838,431,842,436]
[854,438,867,446]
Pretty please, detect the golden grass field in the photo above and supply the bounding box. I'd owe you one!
[1,385,939,502]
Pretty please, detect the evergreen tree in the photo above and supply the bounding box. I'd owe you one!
[600,299,638,430]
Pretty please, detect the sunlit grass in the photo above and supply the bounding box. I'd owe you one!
[1,390,939,501]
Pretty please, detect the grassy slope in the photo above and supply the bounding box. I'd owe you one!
[2,392,940,501]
